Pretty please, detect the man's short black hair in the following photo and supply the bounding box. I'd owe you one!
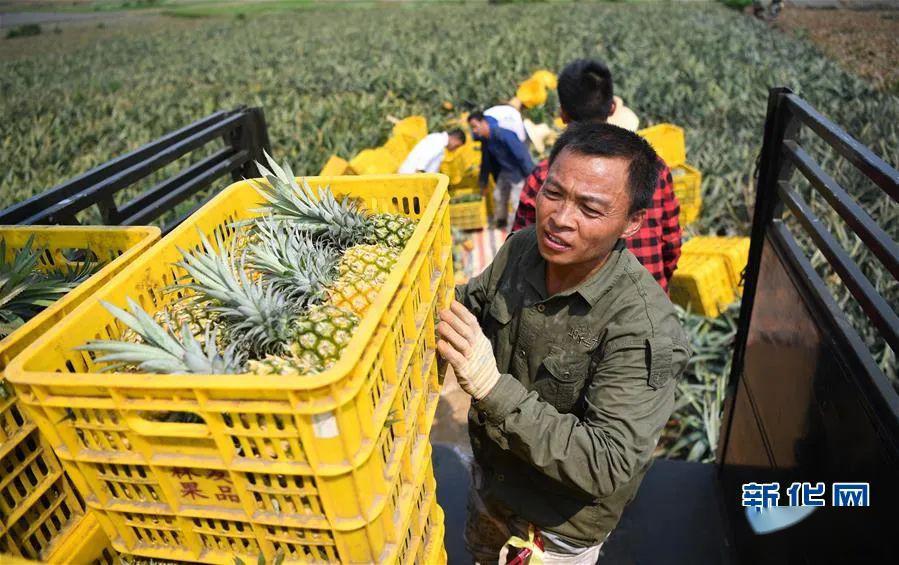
[467,111,486,122]
[557,59,615,123]
[447,128,466,144]
[548,122,659,214]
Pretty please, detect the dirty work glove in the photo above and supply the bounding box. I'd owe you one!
[436,300,500,400]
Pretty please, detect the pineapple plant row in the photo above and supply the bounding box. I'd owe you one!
[81,153,418,377]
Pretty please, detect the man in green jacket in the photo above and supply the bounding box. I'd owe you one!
[438,122,691,563]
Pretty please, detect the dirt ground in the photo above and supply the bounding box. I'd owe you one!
[776,6,899,93]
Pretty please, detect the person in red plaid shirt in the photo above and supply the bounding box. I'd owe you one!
[512,59,682,292]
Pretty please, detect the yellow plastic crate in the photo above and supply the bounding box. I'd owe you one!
[670,254,735,318]
[683,236,750,293]
[638,123,686,168]
[450,199,488,231]
[318,154,351,176]
[672,163,702,226]
[440,140,481,189]
[416,498,447,565]
[396,460,443,565]
[0,226,159,560]
[44,511,120,564]
[449,186,481,200]
[6,174,453,564]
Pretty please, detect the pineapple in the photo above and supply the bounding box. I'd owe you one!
[246,223,394,318]
[120,296,220,345]
[75,151,419,378]
[338,243,399,279]
[328,243,399,315]
[248,304,359,375]
[326,271,387,315]
[251,152,417,249]
[80,298,245,374]
[172,232,367,374]
[230,224,258,255]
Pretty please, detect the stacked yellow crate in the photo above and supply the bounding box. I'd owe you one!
[670,236,751,317]
[0,226,159,563]
[637,123,701,226]
[6,175,450,564]
[444,139,491,230]
[449,188,488,231]
[682,236,751,293]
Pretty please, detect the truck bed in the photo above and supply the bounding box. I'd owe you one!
[432,443,736,565]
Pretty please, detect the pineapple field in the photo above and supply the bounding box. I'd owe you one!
[1,0,896,468]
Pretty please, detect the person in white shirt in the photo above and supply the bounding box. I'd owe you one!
[398,129,466,174]
[484,104,527,143]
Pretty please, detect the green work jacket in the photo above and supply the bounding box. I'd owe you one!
[455,226,691,546]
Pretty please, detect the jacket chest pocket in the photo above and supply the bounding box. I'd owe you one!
[485,292,514,335]
[533,346,591,413]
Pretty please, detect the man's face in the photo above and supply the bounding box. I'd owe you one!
[536,148,644,268]
[468,118,489,139]
[446,135,464,151]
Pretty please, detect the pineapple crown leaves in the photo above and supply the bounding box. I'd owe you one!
[79,298,245,374]
[171,231,295,357]
[247,218,339,304]
[249,151,372,247]
[0,235,95,337]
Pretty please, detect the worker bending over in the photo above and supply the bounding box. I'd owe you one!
[397,129,466,174]
[438,122,691,564]
[485,104,527,143]
[513,58,682,292]
[468,111,535,228]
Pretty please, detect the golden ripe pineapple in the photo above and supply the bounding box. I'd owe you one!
[326,271,387,316]
[338,243,398,279]
[248,304,359,375]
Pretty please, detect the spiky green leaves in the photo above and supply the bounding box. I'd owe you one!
[249,152,418,250]
[172,231,294,357]
[80,298,245,374]
[0,235,99,338]
[247,219,338,304]
[250,152,370,248]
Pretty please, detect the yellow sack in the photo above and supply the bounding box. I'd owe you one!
[516,77,548,109]
[382,134,411,162]
[530,69,558,90]
[392,115,427,149]
[349,147,400,175]
[319,155,351,176]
